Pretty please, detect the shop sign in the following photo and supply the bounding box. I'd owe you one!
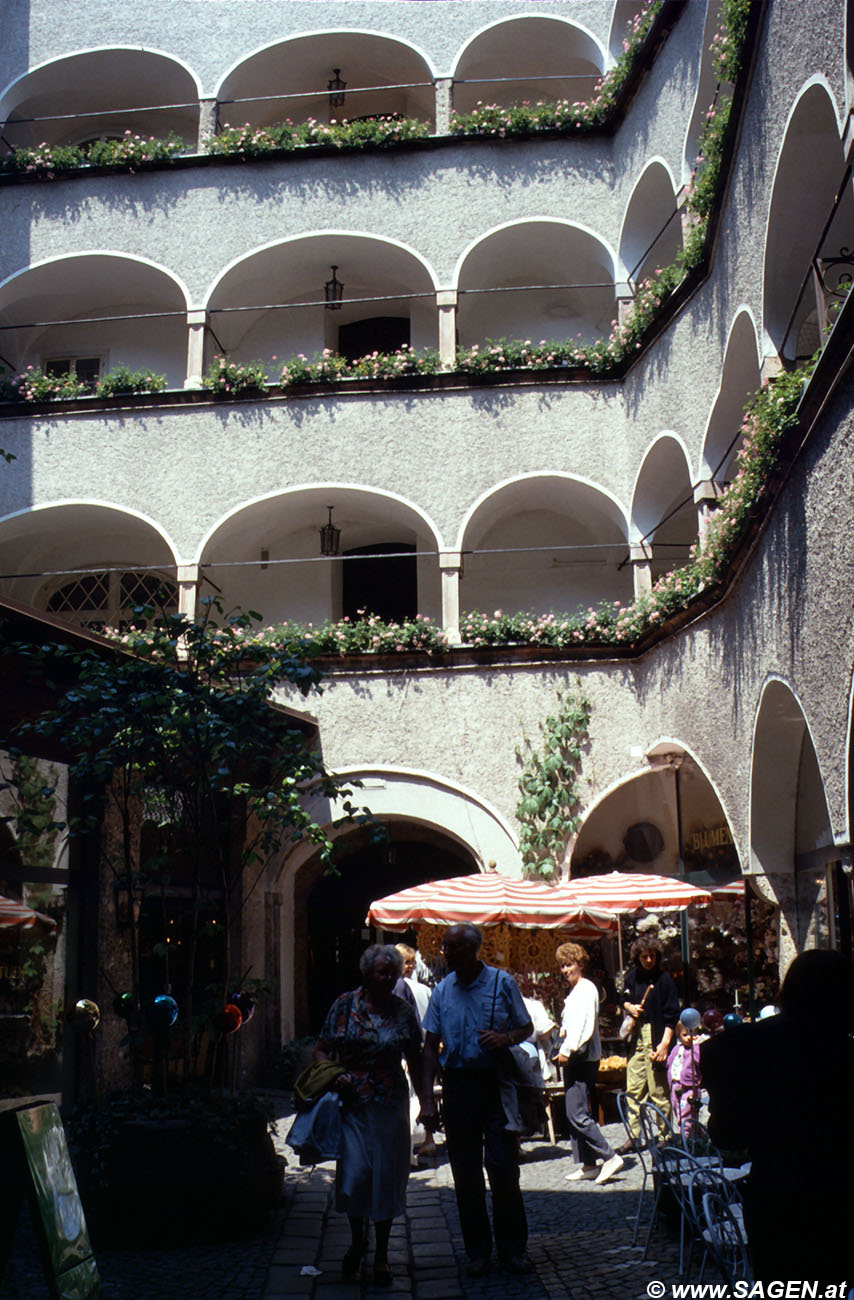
[689,824,734,853]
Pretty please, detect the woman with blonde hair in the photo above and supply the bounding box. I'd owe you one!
[555,941,624,1185]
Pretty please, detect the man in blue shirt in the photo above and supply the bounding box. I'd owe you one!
[420,922,533,1277]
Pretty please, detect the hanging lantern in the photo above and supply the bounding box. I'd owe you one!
[328,68,346,110]
[324,264,344,310]
[319,506,341,557]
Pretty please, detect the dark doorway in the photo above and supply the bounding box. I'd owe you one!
[338,316,410,361]
[298,832,476,1032]
[342,542,417,622]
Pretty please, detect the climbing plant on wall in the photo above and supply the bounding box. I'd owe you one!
[516,685,591,881]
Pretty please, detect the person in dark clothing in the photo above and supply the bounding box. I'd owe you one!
[616,935,680,1153]
[420,923,534,1278]
[702,948,854,1283]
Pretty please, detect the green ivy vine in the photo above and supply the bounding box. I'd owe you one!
[516,685,591,881]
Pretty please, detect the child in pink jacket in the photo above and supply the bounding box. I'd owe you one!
[666,1019,702,1138]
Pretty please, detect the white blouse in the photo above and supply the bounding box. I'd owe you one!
[559,977,602,1060]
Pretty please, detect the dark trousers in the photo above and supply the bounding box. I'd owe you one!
[441,1068,528,1262]
[564,1058,613,1164]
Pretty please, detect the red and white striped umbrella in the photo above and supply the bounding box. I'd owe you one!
[561,870,712,914]
[709,878,748,899]
[0,894,57,933]
[367,871,619,936]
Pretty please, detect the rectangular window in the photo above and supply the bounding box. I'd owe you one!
[45,356,102,391]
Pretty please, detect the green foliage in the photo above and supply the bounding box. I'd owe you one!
[256,610,449,656]
[206,113,429,159]
[95,365,167,397]
[516,686,591,880]
[3,366,88,401]
[0,754,62,873]
[450,1,663,137]
[203,356,269,394]
[0,131,183,177]
[0,364,167,402]
[279,345,440,386]
[3,600,369,1087]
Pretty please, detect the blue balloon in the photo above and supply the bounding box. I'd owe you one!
[150,993,179,1029]
[680,1007,701,1031]
[722,1011,743,1029]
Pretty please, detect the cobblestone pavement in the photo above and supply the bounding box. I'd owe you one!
[1,1116,686,1300]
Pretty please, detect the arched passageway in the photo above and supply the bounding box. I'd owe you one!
[295,823,476,1031]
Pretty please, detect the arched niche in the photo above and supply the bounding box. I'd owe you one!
[620,160,682,289]
[0,255,190,390]
[205,235,438,368]
[0,49,200,152]
[572,749,740,880]
[198,486,443,627]
[608,1,655,61]
[216,33,435,131]
[452,17,604,115]
[456,222,620,348]
[631,435,697,581]
[700,310,761,484]
[763,82,853,360]
[0,503,179,625]
[458,475,632,618]
[682,0,724,184]
[750,680,834,951]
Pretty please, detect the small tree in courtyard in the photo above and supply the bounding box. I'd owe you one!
[2,599,366,1093]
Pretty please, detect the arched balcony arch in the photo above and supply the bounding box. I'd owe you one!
[451,17,604,116]
[455,221,624,349]
[763,80,854,360]
[699,309,761,485]
[0,502,181,628]
[630,434,697,587]
[204,234,439,370]
[0,254,191,390]
[681,0,724,185]
[750,679,835,952]
[457,474,632,619]
[572,744,741,882]
[608,1,655,61]
[0,49,201,153]
[197,486,444,628]
[215,32,436,132]
[619,159,683,290]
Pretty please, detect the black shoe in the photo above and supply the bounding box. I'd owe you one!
[342,1244,364,1276]
[466,1256,491,1277]
[502,1254,533,1275]
[616,1139,637,1156]
[373,1262,392,1287]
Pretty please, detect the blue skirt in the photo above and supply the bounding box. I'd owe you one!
[335,1097,411,1220]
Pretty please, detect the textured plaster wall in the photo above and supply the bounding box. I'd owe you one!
[8,1,618,94]
[0,13,700,300]
[281,371,853,869]
[0,0,851,908]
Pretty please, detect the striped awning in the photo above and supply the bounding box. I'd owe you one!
[367,871,619,935]
[560,870,712,913]
[0,894,57,933]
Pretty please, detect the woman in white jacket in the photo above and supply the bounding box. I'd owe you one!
[554,942,624,1186]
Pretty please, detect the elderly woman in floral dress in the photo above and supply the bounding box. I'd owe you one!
[313,944,423,1287]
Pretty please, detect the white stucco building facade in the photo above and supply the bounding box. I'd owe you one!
[1,0,852,1060]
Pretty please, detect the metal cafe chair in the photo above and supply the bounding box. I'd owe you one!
[684,1163,744,1280]
[701,1188,753,1287]
[615,1089,651,1246]
[642,1142,704,1272]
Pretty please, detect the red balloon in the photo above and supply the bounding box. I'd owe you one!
[702,1008,724,1032]
[215,1003,243,1034]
